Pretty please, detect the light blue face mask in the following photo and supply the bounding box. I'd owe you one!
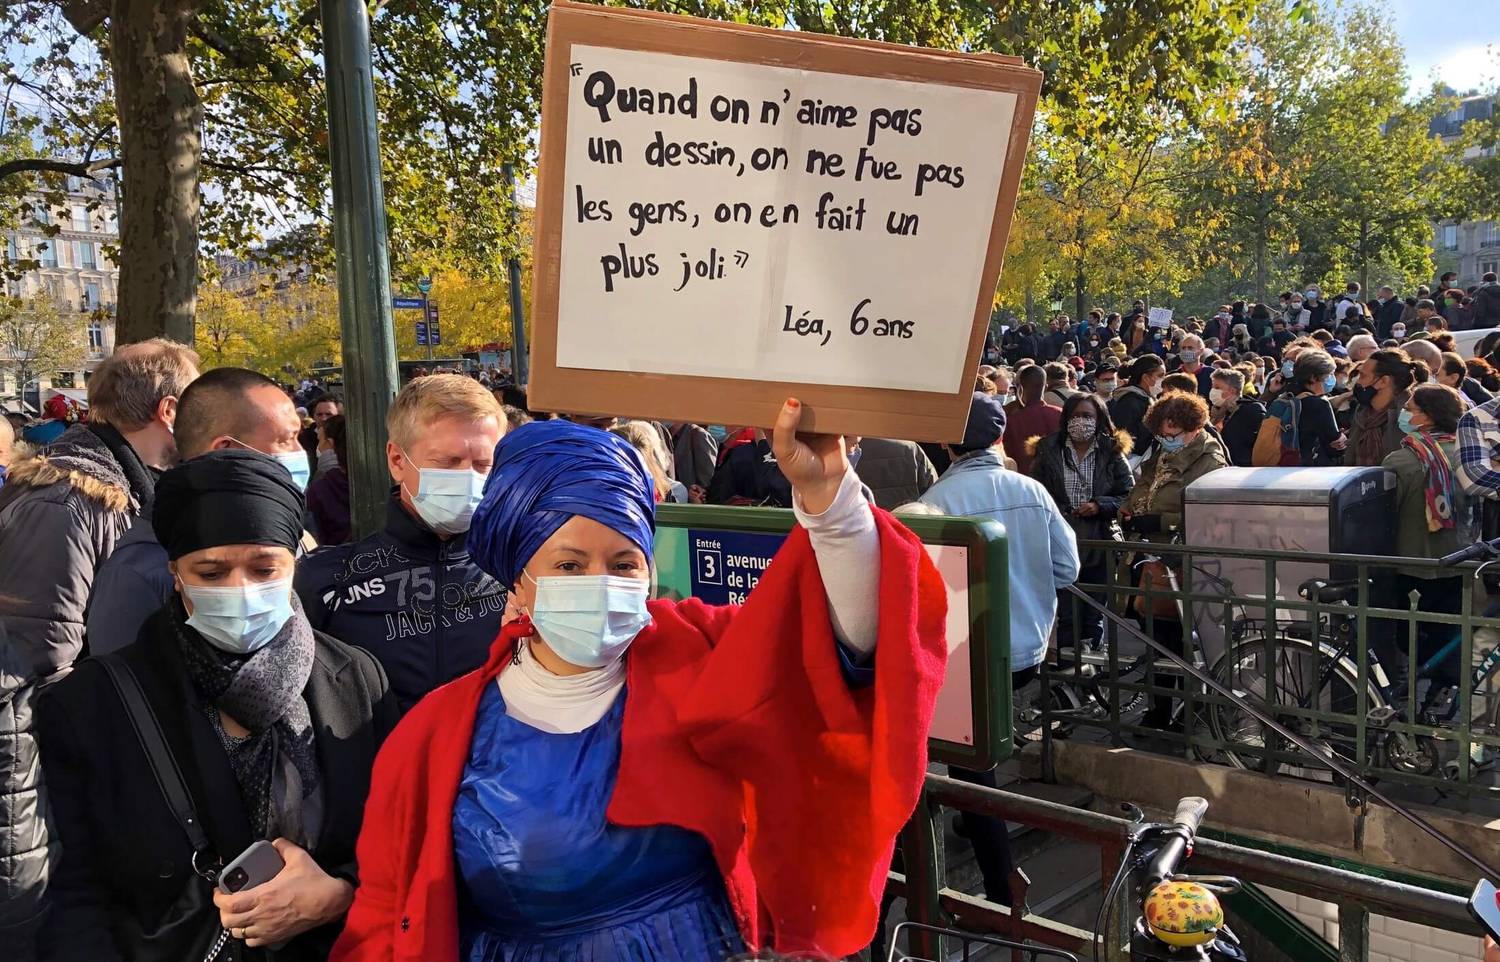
[274,450,311,491]
[182,578,294,655]
[1398,410,1421,435]
[525,572,651,668]
[707,424,728,444]
[1157,433,1188,453]
[1282,360,1295,378]
[1323,373,1337,393]
[403,453,487,536]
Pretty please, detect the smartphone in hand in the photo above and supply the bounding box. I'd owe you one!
[218,840,285,895]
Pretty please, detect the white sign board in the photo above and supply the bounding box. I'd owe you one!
[1148,307,1174,330]
[529,3,1043,440]
[555,46,1016,393]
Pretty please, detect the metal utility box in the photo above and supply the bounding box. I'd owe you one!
[1182,466,1395,662]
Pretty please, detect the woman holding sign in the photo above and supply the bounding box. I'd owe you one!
[331,401,947,962]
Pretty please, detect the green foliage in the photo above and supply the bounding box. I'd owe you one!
[0,295,85,390]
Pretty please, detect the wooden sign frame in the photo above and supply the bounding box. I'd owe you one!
[528,0,1041,442]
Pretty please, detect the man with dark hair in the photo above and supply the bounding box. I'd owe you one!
[87,366,311,655]
[1003,364,1061,475]
[1373,285,1404,339]
[303,394,343,479]
[1472,271,1500,330]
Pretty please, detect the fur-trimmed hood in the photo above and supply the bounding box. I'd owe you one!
[1,424,133,514]
[1025,428,1135,459]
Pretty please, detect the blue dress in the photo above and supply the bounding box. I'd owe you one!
[453,683,745,962]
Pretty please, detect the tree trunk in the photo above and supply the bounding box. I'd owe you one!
[1255,218,1268,304]
[109,0,203,345]
[1358,218,1370,297]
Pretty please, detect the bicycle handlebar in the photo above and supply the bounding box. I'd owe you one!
[1172,796,1209,836]
[1440,537,1500,566]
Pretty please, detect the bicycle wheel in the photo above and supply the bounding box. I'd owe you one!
[1208,635,1385,781]
[1013,672,1084,746]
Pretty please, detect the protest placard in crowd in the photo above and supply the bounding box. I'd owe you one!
[529,1,1041,439]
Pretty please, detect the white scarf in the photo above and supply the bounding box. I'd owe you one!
[496,640,625,734]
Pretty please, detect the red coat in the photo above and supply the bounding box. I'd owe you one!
[331,511,947,961]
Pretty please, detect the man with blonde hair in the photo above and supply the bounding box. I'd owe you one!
[296,374,507,711]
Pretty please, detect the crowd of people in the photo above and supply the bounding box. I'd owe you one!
[0,340,952,962]
[5,270,1500,960]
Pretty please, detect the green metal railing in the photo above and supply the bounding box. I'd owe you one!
[893,775,1482,961]
[1042,539,1500,800]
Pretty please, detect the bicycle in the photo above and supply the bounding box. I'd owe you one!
[1097,796,1246,962]
[1208,539,1500,782]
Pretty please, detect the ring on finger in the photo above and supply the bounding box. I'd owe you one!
[232,927,245,940]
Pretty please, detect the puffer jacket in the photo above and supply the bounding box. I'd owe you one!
[0,423,152,678]
[1028,429,1135,568]
[0,425,152,954]
[0,624,54,962]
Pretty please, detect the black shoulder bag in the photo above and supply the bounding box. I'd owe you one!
[98,657,238,962]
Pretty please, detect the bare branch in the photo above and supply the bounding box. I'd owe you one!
[190,21,299,84]
[0,155,119,182]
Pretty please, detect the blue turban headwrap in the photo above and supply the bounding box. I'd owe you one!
[468,419,657,587]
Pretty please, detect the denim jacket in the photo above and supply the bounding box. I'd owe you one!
[919,450,1080,672]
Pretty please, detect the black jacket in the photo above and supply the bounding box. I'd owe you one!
[1373,297,1405,338]
[1472,282,1500,330]
[707,438,792,507]
[1220,399,1267,467]
[295,494,507,713]
[1108,386,1154,456]
[35,606,396,962]
[0,625,54,962]
[852,437,939,510]
[1028,430,1135,569]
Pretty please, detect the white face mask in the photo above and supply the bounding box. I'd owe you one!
[1209,388,1228,407]
[402,454,487,535]
[524,572,651,668]
[274,450,311,491]
[181,578,294,654]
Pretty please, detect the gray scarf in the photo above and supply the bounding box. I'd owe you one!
[174,595,320,844]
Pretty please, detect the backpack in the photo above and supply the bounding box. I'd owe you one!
[1252,395,1302,467]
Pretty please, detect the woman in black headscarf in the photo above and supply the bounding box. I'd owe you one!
[37,449,397,962]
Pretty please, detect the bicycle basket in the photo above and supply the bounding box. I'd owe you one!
[888,922,1080,962]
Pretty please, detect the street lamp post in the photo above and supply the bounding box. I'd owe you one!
[321,0,399,537]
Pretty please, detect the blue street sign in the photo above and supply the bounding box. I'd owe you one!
[430,324,441,345]
[415,321,428,345]
[417,276,432,294]
[393,297,424,309]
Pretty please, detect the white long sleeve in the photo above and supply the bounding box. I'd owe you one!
[793,467,881,656]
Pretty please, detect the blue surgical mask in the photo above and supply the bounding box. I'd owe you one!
[274,450,311,491]
[1282,361,1295,378]
[181,578,294,655]
[403,456,487,536]
[1157,434,1188,453]
[525,573,651,668]
[1398,410,1421,435]
[1323,373,1337,393]
[707,424,728,444]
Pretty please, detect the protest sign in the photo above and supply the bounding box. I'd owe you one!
[1147,307,1174,330]
[528,2,1041,440]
